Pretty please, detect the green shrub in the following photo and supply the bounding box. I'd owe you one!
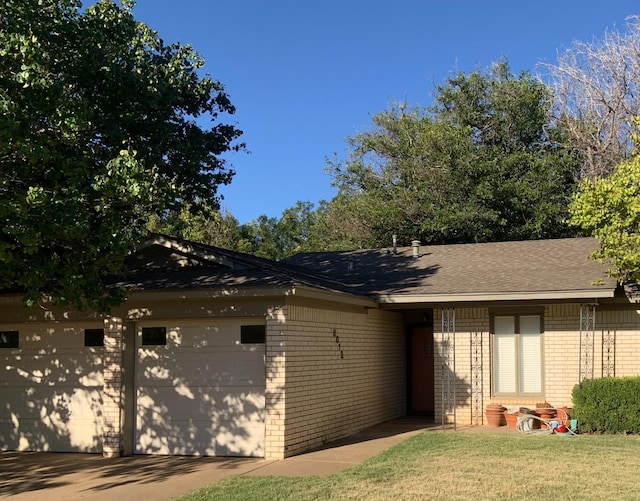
[572,377,640,433]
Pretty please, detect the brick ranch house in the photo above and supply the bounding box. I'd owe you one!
[0,234,636,459]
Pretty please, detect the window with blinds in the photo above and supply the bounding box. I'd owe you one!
[493,313,542,396]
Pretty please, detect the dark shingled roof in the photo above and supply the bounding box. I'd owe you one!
[111,234,362,297]
[3,235,615,305]
[282,237,617,300]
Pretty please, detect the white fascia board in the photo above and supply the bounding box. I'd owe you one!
[376,289,617,304]
[129,285,376,307]
[291,286,378,308]
[129,286,295,301]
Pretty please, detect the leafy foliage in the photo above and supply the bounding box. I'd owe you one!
[326,61,579,247]
[569,147,640,283]
[147,205,251,252]
[0,0,243,311]
[572,377,640,433]
[237,201,337,260]
[147,200,352,261]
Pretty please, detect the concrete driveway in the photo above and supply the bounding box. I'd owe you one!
[0,452,273,501]
[0,418,434,501]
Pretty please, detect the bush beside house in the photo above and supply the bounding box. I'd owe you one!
[572,377,640,434]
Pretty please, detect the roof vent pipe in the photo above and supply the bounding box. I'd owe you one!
[412,240,420,258]
[392,234,397,254]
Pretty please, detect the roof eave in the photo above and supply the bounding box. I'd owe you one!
[376,288,617,304]
[127,286,295,301]
[291,286,377,308]
[126,285,377,308]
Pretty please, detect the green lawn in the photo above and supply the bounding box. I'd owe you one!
[175,431,640,500]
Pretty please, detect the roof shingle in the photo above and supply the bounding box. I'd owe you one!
[283,238,616,299]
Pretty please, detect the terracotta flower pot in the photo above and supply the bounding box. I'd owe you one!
[504,410,518,429]
[486,404,506,427]
[556,406,571,426]
[536,408,556,429]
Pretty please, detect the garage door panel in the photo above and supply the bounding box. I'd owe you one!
[0,415,102,452]
[137,352,265,386]
[0,386,101,417]
[137,386,263,418]
[138,344,263,357]
[0,325,103,453]
[171,324,239,347]
[1,351,103,386]
[21,326,90,349]
[0,385,102,452]
[136,415,264,456]
[136,321,265,457]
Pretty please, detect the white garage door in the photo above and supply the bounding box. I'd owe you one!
[0,324,104,453]
[135,320,266,457]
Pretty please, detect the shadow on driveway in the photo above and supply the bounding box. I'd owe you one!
[0,417,436,500]
[0,452,267,500]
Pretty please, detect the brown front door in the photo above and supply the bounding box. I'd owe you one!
[410,327,434,414]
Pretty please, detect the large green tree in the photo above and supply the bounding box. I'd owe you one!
[327,61,580,247]
[0,0,243,311]
[569,143,640,283]
[237,201,327,260]
[147,204,250,252]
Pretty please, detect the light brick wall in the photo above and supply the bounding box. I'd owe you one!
[265,306,287,459]
[264,301,405,458]
[538,305,640,408]
[434,304,640,427]
[542,304,582,407]
[597,309,640,378]
[433,307,490,426]
[102,317,125,457]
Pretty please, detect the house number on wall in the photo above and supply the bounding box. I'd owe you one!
[332,328,344,359]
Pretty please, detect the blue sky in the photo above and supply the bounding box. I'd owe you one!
[131,1,636,224]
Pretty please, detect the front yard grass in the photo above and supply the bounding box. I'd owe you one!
[175,431,640,500]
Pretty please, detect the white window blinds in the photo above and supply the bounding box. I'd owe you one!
[519,315,541,393]
[493,314,542,396]
[494,316,516,394]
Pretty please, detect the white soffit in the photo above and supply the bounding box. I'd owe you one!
[291,286,377,307]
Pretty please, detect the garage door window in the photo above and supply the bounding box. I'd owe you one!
[241,325,266,344]
[142,327,167,345]
[84,329,104,347]
[0,331,18,348]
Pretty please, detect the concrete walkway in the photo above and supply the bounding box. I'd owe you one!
[0,418,436,501]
